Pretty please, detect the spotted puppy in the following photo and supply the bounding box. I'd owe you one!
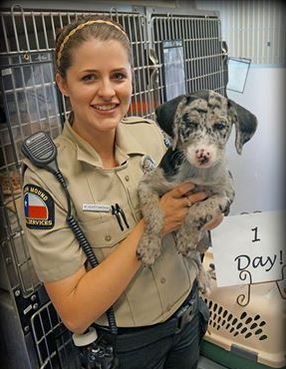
[137,90,257,291]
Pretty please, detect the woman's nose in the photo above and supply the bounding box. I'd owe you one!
[98,79,115,98]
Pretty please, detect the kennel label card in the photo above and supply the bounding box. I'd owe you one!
[211,211,285,287]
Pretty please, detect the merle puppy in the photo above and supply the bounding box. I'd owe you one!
[137,90,257,291]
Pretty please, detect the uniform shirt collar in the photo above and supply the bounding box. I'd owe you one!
[61,120,147,168]
[116,121,147,156]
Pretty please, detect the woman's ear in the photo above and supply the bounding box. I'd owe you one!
[55,72,69,97]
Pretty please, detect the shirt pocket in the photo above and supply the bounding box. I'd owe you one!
[79,207,132,263]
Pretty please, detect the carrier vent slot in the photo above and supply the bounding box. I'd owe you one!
[204,298,268,341]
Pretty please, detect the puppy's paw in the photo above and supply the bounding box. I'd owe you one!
[198,268,212,296]
[175,230,196,257]
[196,231,211,253]
[136,234,162,266]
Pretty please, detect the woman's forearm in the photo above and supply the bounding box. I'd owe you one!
[45,220,144,333]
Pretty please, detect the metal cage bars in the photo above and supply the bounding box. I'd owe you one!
[151,15,225,104]
[0,8,152,118]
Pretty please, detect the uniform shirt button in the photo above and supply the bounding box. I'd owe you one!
[105,235,112,242]
[125,175,129,181]
[160,277,166,284]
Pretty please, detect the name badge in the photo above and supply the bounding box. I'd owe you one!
[82,204,111,213]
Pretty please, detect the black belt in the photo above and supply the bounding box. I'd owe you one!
[95,281,198,353]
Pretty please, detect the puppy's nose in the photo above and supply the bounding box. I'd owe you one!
[195,149,210,164]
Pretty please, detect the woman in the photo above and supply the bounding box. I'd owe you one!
[22,16,223,369]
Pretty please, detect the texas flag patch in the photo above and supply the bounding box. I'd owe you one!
[24,184,55,229]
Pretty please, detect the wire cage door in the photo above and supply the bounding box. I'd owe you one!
[150,13,227,107]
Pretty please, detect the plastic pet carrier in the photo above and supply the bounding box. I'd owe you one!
[201,249,286,369]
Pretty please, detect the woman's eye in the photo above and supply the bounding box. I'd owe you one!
[82,74,97,82]
[112,72,127,81]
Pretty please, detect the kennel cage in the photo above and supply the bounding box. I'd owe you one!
[0,4,227,369]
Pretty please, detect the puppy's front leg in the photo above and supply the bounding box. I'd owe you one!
[176,194,229,256]
[137,182,164,266]
[175,222,199,256]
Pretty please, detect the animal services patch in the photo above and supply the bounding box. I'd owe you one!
[23,184,54,229]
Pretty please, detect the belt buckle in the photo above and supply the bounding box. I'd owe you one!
[175,302,194,334]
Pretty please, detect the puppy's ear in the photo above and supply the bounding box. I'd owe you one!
[155,95,186,138]
[228,100,258,154]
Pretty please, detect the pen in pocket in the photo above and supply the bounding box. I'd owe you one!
[111,203,130,231]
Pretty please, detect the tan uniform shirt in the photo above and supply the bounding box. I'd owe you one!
[22,117,197,327]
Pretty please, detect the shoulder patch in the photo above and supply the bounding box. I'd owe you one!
[23,184,55,229]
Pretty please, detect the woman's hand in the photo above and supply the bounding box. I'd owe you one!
[159,182,208,236]
[159,182,224,236]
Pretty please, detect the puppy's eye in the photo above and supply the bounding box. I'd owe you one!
[214,122,226,130]
[182,114,198,130]
[189,122,198,130]
[185,120,198,130]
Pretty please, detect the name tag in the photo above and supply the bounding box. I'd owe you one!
[82,204,111,213]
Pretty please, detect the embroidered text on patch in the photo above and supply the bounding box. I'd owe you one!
[24,184,55,229]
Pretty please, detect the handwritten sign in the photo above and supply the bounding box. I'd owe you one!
[211,211,285,287]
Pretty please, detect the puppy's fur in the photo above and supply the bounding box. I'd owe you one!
[137,90,257,291]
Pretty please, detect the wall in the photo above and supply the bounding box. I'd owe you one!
[196,0,286,65]
[196,0,285,214]
[226,66,285,214]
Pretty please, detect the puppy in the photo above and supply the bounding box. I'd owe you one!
[137,90,257,292]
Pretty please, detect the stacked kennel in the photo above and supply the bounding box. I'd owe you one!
[0,3,227,369]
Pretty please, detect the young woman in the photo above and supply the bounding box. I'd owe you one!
[22,16,223,369]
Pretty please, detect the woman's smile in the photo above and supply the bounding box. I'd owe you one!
[92,103,117,111]
[91,102,119,115]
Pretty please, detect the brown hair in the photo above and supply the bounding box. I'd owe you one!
[55,15,132,78]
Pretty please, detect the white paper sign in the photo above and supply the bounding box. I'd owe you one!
[211,211,285,287]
